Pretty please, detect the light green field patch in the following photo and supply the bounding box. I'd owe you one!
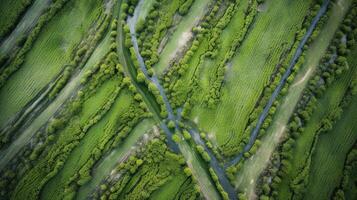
[10,77,121,199]
[154,0,211,75]
[191,0,313,150]
[76,118,155,200]
[41,89,134,200]
[277,48,357,199]
[149,172,188,200]
[305,94,357,199]
[233,0,352,195]
[0,0,102,127]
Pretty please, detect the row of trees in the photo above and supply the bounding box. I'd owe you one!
[332,144,357,200]
[220,0,332,157]
[257,3,357,198]
[162,0,224,110]
[133,0,172,72]
[0,0,33,40]
[0,23,126,198]
[48,11,114,100]
[98,138,200,200]
[209,168,229,200]
[0,1,114,152]
[205,0,257,108]
[63,102,149,199]
[0,0,71,89]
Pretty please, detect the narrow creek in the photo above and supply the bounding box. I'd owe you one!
[127,0,179,152]
[126,1,237,199]
[225,0,330,168]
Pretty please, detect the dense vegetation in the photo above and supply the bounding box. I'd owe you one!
[0,0,356,199]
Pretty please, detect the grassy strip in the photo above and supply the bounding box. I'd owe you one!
[332,143,357,199]
[42,90,149,200]
[0,0,34,39]
[0,44,123,198]
[134,0,181,72]
[263,5,357,198]
[0,0,72,88]
[0,4,112,149]
[97,138,199,200]
[223,0,330,158]
[0,0,103,128]
[227,0,352,197]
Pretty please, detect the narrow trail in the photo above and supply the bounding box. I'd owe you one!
[225,0,330,168]
[292,68,313,87]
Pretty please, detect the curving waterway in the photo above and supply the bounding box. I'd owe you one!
[127,0,180,153]
[225,0,330,168]
[126,2,237,198]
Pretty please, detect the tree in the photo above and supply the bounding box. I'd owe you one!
[136,72,145,83]
[172,134,181,143]
[183,130,191,140]
[167,120,175,129]
[184,167,192,176]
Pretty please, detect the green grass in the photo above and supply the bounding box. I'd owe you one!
[277,48,357,199]
[304,94,357,199]
[0,0,33,38]
[11,77,120,199]
[76,118,155,200]
[149,172,189,200]
[177,141,221,200]
[154,0,211,74]
[137,0,155,22]
[233,0,352,194]
[0,0,102,127]
[41,89,134,200]
[190,0,313,150]
[302,45,357,199]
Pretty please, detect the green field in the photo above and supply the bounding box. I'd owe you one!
[233,0,353,195]
[1,0,356,199]
[0,0,102,127]
[305,93,357,199]
[154,0,211,74]
[190,0,314,152]
[0,0,33,38]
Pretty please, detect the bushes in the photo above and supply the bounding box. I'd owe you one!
[209,168,229,200]
[63,101,149,198]
[49,12,113,100]
[220,0,333,157]
[0,0,34,39]
[205,0,258,107]
[266,4,357,197]
[332,146,357,199]
[98,138,197,200]
[178,0,194,15]
[0,0,71,89]
[0,40,125,198]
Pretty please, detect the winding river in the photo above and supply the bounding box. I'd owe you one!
[225,0,330,168]
[117,0,331,198]
[126,2,238,199]
[127,0,180,153]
